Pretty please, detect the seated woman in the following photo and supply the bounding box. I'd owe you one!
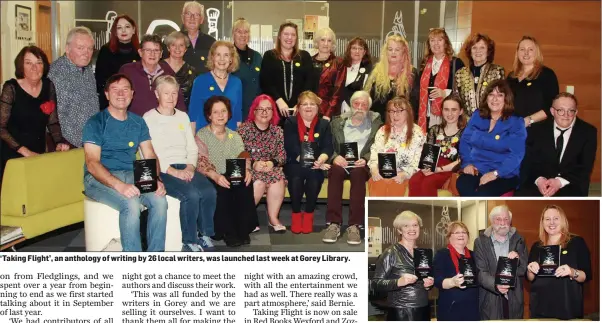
[143,75,216,251]
[433,221,480,321]
[409,96,466,196]
[0,46,70,185]
[195,96,256,247]
[367,97,425,196]
[456,79,526,196]
[527,205,591,320]
[238,95,287,233]
[284,91,333,234]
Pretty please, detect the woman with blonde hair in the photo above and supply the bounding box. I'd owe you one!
[368,97,425,196]
[309,27,339,94]
[189,40,243,131]
[417,28,465,132]
[527,205,591,319]
[433,221,479,320]
[163,31,196,108]
[364,35,419,123]
[231,18,263,120]
[372,211,434,320]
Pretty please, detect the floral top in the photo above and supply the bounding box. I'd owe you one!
[238,121,286,184]
[368,124,426,177]
[195,126,244,174]
[426,124,464,164]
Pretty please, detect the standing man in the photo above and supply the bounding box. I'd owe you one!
[48,26,99,147]
[177,1,216,75]
[82,74,168,252]
[474,205,528,320]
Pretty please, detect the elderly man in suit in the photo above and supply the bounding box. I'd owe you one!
[516,92,597,197]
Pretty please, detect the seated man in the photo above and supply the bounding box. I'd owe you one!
[517,92,597,197]
[323,90,382,245]
[83,74,168,251]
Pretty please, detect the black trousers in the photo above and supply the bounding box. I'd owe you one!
[284,164,324,213]
[515,183,584,197]
[210,178,257,240]
[386,305,430,321]
[456,173,520,196]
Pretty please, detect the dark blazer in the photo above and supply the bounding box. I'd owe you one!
[369,67,420,123]
[283,116,333,165]
[520,118,597,196]
[232,48,262,120]
[163,29,216,76]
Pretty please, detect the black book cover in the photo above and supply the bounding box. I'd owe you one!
[226,158,246,186]
[418,143,441,172]
[459,257,477,287]
[495,256,518,287]
[538,245,561,277]
[413,248,433,279]
[300,142,318,168]
[134,159,158,193]
[378,153,397,178]
[341,142,359,166]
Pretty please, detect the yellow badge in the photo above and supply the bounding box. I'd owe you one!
[178,124,185,130]
[451,136,459,143]
[128,141,134,147]
[201,56,205,61]
[495,135,500,140]
[228,133,234,139]
[188,70,192,75]
[295,62,301,67]
[401,143,406,148]
[482,81,488,86]
[325,63,331,68]
[255,67,260,72]
[527,82,532,86]
[562,250,568,255]
[133,59,136,62]
[209,86,214,91]
[314,133,320,138]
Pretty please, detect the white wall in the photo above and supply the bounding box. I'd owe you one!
[461,201,488,249]
[1,1,37,83]
[57,0,76,55]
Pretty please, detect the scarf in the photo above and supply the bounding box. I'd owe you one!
[297,113,318,142]
[448,243,471,274]
[418,56,451,132]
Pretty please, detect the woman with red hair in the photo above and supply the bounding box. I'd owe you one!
[238,94,287,232]
[95,15,140,110]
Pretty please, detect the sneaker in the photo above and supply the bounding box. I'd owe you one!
[322,223,341,243]
[182,243,204,252]
[199,236,214,249]
[346,225,362,245]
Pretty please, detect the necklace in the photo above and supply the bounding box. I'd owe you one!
[282,60,294,101]
[212,71,228,80]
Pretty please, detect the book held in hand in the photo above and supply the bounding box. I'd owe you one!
[341,142,359,167]
[418,143,441,172]
[226,158,246,186]
[300,142,318,168]
[459,257,477,287]
[413,248,433,280]
[538,245,560,276]
[134,159,158,193]
[495,256,518,287]
[378,153,397,178]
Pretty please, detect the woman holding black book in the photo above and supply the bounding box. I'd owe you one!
[371,211,434,321]
[433,221,479,320]
[527,205,591,319]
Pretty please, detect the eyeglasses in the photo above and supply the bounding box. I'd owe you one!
[142,48,161,54]
[553,108,577,116]
[183,12,202,19]
[387,108,406,115]
[255,108,272,114]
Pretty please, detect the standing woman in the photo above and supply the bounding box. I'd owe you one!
[433,221,480,321]
[364,35,418,123]
[260,22,313,126]
[367,97,425,197]
[238,95,287,233]
[0,46,70,183]
[319,37,372,119]
[507,36,559,128]
[163,31,197,109]
[94,15,140,110]
[284,91,333,234]
[189,41,243,132]
[408,96,466,196]
[417,28,465,132]
[527,205,591,319]
[454,33,505,117]
[309,27,339,93]
[371,211,434,320]
[231,18,263,120]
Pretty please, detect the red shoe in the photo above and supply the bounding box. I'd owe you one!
[302,212,314,234]
[291,212,303,234]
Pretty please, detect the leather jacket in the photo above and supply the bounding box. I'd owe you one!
[371,243,429,308]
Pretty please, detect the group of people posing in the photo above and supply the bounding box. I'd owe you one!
[0,0,597,252]
[372,205,592,321]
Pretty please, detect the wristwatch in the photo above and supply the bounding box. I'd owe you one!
[493,170,499,177]
[528,116,534,126]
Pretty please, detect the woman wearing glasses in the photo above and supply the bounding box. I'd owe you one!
[238,95,287,233]
[177,1,216,75]
[283,91,333,234]
[367,97,425,196]
[433,221,480,321]
[417,28,465,132]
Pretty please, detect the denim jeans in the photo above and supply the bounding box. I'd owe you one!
[160,164,216,243]
[84,170,168,252]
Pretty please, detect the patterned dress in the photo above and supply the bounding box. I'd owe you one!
[238,121,286,184]
[368,124,426,177]
[426,124,464,168]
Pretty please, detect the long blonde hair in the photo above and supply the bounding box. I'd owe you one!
[510,35,544,80]
[539,205,571,248]
[364,35,413,102]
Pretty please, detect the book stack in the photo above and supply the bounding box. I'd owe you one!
[1,226,24,245]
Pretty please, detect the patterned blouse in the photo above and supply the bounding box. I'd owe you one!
[195,126,244,174]
[238,121,286,184]
[368,124,426,177]
[426,124,464,164]
[172,62,196,109]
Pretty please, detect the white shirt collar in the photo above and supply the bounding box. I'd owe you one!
[554,118,576,131]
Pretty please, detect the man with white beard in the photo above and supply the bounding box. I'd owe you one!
[322,90,382,245]
[474,205,528,320]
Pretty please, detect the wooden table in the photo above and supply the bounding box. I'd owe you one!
[0,237,26,251]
